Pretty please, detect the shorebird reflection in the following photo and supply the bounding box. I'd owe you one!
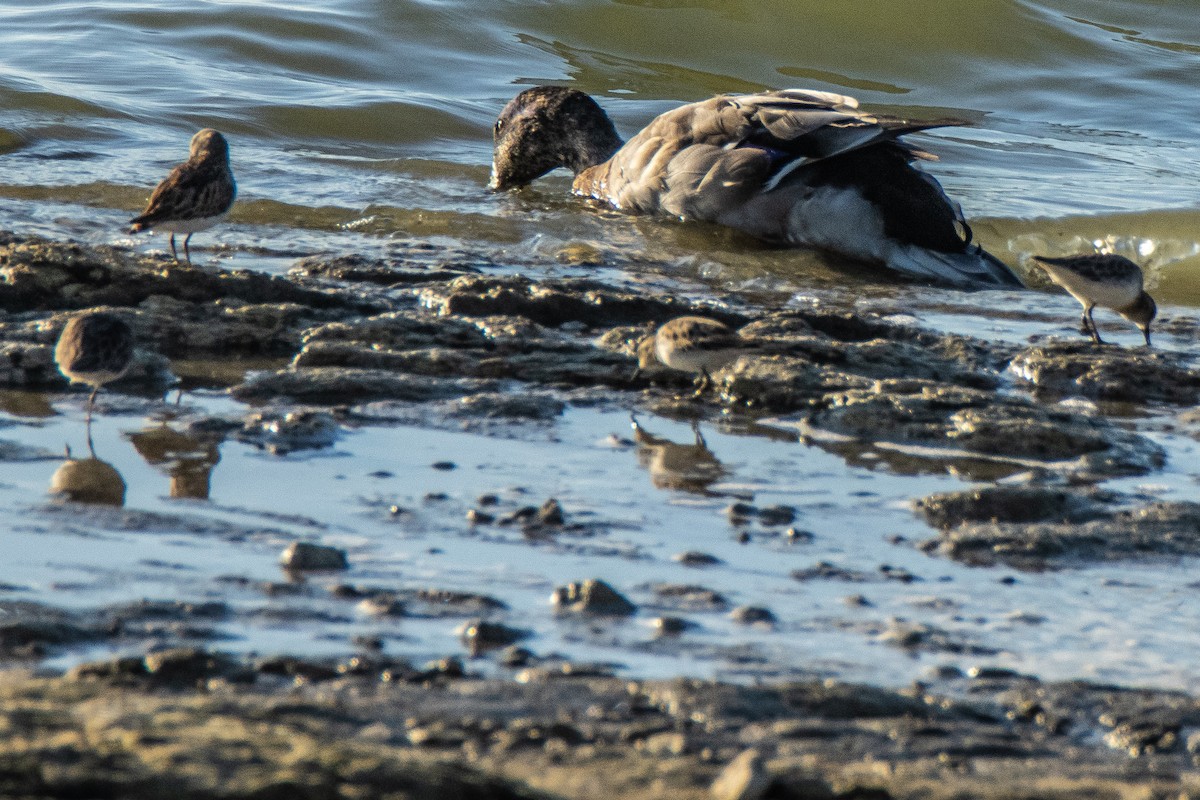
[49,454,126,506]
[631,414,730,496]
[128,423,222,500]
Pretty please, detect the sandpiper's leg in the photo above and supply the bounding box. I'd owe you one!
[691,420,707,449]
[169,234,179,262]
[183,233,193,265]
[1142,326,1152,347]
[85,386,99,425]
[692,368,713,398]
[85,416,97,459]
[1085,304,1104,345]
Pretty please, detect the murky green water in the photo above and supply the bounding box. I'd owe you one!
[0,2,1199,688]
[0,0,1197,299]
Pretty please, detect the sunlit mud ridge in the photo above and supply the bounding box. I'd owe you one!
[0,657,1195,800]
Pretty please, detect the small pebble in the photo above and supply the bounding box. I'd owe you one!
[358,594,406,617]
[280,542,348,571]
[730,606,776,626]
[538,498,565,526]
[652,616,693,636]
[785,528,814,543]
[477,493,500,506]
[431,461,456,471]
[710,749,771,800]
[756,504,795,526]
[466,509,495,525]
[673,551,722,567]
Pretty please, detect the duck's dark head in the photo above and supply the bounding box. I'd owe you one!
[489,86,623,191]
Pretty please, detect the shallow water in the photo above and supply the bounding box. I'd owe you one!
[0,2,1199,689]
[0,0,1198,298]
[1,381,1198,690]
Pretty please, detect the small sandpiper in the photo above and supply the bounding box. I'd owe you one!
[636,316,747,390]
[54,311,135,423]
[129,128,236,264]
[1033,254,1156,346]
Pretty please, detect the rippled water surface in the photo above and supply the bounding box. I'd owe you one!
[0,0,1198,295]
[1,1,1199,688]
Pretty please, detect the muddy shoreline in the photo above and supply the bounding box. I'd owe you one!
[2,233,1200,797]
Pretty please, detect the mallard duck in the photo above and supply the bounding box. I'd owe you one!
[1032,254,1155,345]
[490,87,1021,288]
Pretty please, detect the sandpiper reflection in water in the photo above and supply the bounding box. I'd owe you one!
[128,423,222,500]
[49,455,126,506]
[631,414,730,496]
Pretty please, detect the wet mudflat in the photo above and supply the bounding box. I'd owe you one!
[1,233,1200,797]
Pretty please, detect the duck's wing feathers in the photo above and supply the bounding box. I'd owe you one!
[129,159,236,230]
[579,90,965,221]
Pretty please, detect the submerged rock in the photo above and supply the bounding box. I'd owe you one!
[798,381,1164,478]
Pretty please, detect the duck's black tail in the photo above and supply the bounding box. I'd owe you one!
[887,242,1025,288]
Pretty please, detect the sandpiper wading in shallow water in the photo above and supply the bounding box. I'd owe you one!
[129,128,236,264]
[490,86,1024,288]
[1032,254,1156,346]
[636,316,747,391]
[54,311,135,423]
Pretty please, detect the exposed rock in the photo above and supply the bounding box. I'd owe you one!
[930,500,1200,569]
[418,274,727,328]
[552,579,637,617]
[915,484,1118,529]
[1010,340,1200,404]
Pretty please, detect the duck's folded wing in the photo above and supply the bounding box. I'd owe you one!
[581,91,966,214]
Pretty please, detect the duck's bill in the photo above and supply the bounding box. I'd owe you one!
[487,163,504,191]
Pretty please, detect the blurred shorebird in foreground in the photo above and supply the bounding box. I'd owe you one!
[54,311,134,424]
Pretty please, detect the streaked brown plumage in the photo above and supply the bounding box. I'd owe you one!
[637,316,747,387]
[1032,254,1156,346]
[491,87,1021,287]
[129,128,236,264]
[54,311,135,422]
